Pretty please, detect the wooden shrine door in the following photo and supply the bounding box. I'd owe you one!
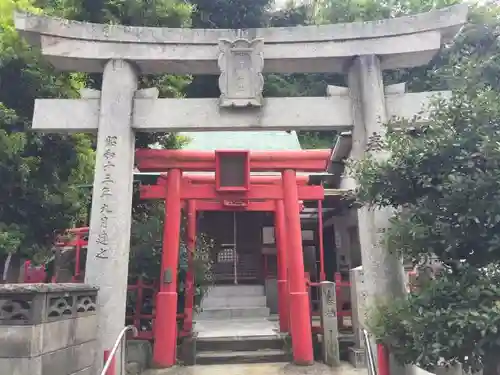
[235,211,263,283]
[202,211,264,284]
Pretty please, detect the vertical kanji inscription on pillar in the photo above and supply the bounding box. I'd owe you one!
[96,135,118,259]
[218,38,264,107]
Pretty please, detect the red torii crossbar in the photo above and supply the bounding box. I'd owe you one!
[136,149,329,367]
[135,149,331,172]
[142,174,308,211]
[141,182,323,200]
[183,174,309,185]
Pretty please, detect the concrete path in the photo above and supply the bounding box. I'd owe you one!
[144,362,368,375]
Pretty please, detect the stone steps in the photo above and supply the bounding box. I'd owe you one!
[197,285,270,321]
[196,306,270,320]
[202,295,267,308]
[191,285,284,366]
[196,335,285,351]
[196,349,289,365]
[195,335,289,365]
[205,285,265,297]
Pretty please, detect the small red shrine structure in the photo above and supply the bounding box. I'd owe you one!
[135,148,330,366]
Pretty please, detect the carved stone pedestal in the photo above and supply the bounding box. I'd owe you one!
[319,281,340,367]
[0,284,99,375]
[348,347,366,368]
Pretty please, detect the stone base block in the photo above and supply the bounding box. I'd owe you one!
[126,340,152,374]
[178,335,196,366]
[348,346,366,368]
[0,284,99,375]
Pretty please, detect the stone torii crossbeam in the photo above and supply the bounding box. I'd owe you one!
[15,5,467,374]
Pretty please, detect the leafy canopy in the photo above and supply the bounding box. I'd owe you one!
[0,0,94,259]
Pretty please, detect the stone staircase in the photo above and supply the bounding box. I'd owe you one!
[196,284,270,319]
[193,285,289,365]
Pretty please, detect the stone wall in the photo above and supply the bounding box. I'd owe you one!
[0,283,98,375]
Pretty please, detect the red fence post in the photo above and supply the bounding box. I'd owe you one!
[377,343,390,375]
[275,199,289,332]
[183,200,196,335]
[103,350,116,375]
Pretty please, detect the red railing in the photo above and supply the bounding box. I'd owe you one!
[126,278,157,340]
[22,261,46,283]
[125,277,187,340]
[53,227,88,282]
[20,227,188,341]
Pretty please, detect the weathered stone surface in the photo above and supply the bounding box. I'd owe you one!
[32,88,450,134]
[265,279,278,314]
[319,281,340,367]
[127,362,142,375]
[33,96,354,133]
[0,283,97,326]
[15,6,467,74]
[43,315,98,352]
[348,347,366,369]
[218,38,264,107]
[0,325,43,357]
[0,356,43,375]
[0,284,98,375]
[41,340,96,375]
[83,59,137,375]
[127,340,152,372]
[0,283,97,294]
[349,266,366,350]
[347,55,410,375]
[348,55,407,301]
[0,315,97,358]
[143,362,368,375]
[71,367,94,375]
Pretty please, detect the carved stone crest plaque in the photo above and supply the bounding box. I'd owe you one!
[218,38,264,107]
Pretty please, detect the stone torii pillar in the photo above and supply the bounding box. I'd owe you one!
[30,63,158,374]
[85,59,138,374]
[332,74,454,374]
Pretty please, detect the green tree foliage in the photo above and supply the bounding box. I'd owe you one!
[0,0,94,261]
[185,0,273,99]
[37,0,191,26]
[348,0,500,371]
[370,267,500,372]
[357,89,500,371]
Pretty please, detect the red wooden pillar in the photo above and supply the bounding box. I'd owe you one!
[153,168,182,367]
[275,199,289,332]
[282,169,314,365]
[183,200,196,334]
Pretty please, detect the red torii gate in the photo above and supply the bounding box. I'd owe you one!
[141,174,312,334]
[136,148,330,367]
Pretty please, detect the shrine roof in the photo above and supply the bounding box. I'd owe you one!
[180,131,302,151]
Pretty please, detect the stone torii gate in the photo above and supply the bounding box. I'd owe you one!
[15,5,467,374]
